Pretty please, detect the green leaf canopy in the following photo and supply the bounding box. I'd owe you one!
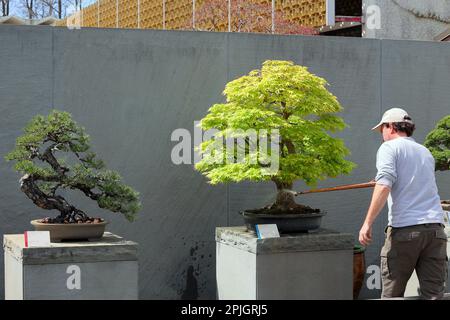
[195,60,355,187]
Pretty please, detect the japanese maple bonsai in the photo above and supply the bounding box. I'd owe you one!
[195,60,355,232]
[5,110,141,240]
[424,115,450,210]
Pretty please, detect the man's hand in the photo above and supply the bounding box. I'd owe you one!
[359,223,372,246]
[359,183,390,247]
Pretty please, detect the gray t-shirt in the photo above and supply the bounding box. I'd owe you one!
[375,136,444,227]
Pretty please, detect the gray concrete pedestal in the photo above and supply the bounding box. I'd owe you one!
[3,232,138,300]
[216,226,354,300]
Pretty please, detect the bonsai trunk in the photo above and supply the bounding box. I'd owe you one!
[20,174,89,223]
[265,180,320,215]
[274,182,297,210]
[269,181,304,212]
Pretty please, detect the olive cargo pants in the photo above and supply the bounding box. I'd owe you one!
[381,223,448,299]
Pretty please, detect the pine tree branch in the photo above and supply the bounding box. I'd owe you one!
[40,142,69,176]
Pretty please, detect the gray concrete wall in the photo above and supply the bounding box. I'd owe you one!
[363,0,450,40]
[0,25,449,299]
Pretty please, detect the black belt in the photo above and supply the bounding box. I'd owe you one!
[388,223,444,230]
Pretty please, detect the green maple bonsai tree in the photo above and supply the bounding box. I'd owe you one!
[195,60,355,214]
[424,115,450,204]
[5,110,141,223]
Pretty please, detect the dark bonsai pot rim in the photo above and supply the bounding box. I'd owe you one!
[241,211,326,219]
[354,244,366,254]
[240,210,326,233]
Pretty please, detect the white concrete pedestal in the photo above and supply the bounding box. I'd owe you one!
[216,226,354,300]
[3,232,138,300]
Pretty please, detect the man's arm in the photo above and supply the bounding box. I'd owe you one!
[360,142,396,246]
[359,184,391,246]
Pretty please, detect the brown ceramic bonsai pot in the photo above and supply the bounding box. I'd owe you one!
[353,245,366,300]
[31,219,108,242]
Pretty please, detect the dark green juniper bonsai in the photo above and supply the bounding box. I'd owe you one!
[424,115,450,172]
[424,115,450,204]
[5,110,141,223]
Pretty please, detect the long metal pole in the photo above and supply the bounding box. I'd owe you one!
[295,181,376,196]
[271,0,275,34]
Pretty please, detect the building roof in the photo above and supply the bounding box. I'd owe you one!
[0,15,60,26]
[0,16,25,25]
[434,27,450,41]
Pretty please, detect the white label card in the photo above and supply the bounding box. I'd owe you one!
[255,224,280,239]
[24,231,51,247]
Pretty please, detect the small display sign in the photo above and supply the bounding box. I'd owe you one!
[24,231,51,248]
[255,224,280,239]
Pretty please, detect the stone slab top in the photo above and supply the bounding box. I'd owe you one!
[216,226,354,254]
[3,232,138,265]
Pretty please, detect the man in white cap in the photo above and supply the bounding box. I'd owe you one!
[359,108,447,299]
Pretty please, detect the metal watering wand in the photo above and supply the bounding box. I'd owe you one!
[291,181,376,196]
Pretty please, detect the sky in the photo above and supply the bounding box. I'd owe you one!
[7,0,99,18]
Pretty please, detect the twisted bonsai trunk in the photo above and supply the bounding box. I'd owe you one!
[20,174,89,223]
[22,140,102,223]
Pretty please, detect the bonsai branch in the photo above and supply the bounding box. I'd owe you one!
[20,174,88,223]
[71,183,101,201]
[281,138,296,154]
[40,143,69,176]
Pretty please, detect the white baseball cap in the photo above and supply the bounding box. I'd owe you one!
[371,108,414,131]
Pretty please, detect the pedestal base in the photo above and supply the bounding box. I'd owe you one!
[216,226,354,300]
[3,232,138,300]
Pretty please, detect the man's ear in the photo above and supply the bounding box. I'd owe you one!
[388,123,396,134]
